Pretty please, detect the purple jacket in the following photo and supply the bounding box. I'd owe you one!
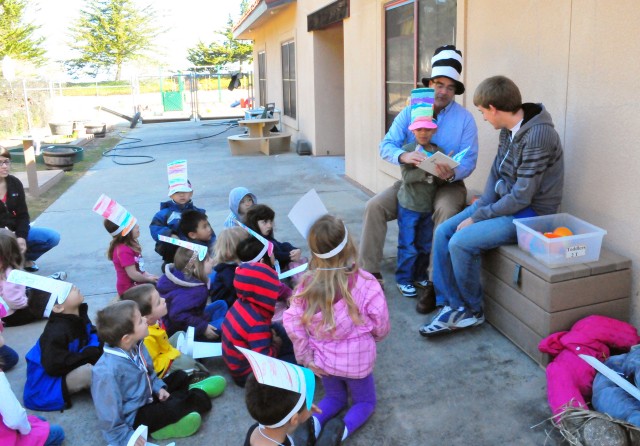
[157,265,209,340]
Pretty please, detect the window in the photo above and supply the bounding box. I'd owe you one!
[258,51,267,107]
[281,41,296,118]
[384,0,457,131]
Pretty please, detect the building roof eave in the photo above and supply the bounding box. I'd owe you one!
[233,0,295,40]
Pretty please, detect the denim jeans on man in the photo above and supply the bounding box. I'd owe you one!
[395,205,433,285]
[431,202,518,312]
[26,227,61,262]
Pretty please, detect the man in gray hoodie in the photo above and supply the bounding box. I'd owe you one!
[420,75,564,336]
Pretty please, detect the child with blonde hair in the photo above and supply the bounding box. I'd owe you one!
[157,246,228,341]
[209,227,248,307]
[283,215,390,441]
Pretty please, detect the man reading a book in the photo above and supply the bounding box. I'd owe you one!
[359,45,479,314]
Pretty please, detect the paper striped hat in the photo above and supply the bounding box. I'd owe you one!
[167,159,192,196]
[408,88,437,130]
[421,45,465,95]
[93,194,137,236]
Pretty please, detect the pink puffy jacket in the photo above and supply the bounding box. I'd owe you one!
[538,315,640,416]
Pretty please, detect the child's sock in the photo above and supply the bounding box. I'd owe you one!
[342,426,348,441]
[151,412,201,440]
[313,416,321,438]
[189,375,226,398]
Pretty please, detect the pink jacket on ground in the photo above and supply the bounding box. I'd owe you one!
[0,372,50,446]
[283,270,390,379]
[0,267,28,316]
[538,315,640,416]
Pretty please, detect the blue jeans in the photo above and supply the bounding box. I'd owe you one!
[204,300,228,332]
[0,344,19,371]
[395,205,433,284]
[432,202,517,313]
[26,227,61,262]
[35,417,65,446]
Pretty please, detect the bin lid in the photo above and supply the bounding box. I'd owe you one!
[495,245,631,283]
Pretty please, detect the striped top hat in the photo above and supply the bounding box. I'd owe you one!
[408,88,437,131]
[421,45,465,95]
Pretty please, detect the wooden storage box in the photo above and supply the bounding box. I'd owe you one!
[481,245,631,366]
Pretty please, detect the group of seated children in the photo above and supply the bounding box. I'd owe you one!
[1,158,390,445]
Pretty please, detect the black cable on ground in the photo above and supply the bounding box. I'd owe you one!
[101,121,239,165]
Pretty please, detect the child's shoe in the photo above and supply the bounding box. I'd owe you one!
[396,283,417,298]
[316,418,346,446]
[189,375,226,398]
[151,411,201,440]
[188,370,210,385]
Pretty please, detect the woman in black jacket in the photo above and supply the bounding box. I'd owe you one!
[0,146,60,271]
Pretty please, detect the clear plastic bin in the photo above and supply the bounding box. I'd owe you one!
[512,213,607,268]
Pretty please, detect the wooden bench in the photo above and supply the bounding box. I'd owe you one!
[227,119,292,156]
[481,245,632,366]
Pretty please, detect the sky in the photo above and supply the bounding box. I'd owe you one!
[25,0,246,78]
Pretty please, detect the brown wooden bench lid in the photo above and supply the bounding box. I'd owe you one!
[494,245,631,283]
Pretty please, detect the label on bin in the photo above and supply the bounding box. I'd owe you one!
[566,245,587,258]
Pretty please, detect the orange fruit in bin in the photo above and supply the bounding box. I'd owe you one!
[543,232,560,238]
[553,226,574,237]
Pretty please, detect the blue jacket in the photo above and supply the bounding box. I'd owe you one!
[223,187,257,228]
[149,199,206,242]
[91,342,165,446]
[592,349,640,426]
[210,262,239,307]
[24,303,102,411]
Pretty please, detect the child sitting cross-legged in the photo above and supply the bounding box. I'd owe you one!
[121,284,226,388]
[91,300,216,445]
[158,246,228,342]
[221,237,296,387]
[24,282,103,412]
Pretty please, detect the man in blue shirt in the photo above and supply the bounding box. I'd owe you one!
[359,45,478,313]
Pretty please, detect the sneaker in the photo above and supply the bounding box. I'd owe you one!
[188,370,210,385]
[451,308,479,329]
[419,305,458,337]
[396,283,417,298]
[316,417,346,446]
[473,310,485,326]
[151,411,201,440]
[189,375,226,398]
[48,271,67,281]
[414,279,430,288]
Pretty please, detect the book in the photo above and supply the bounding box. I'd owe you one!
[417,151,460,176]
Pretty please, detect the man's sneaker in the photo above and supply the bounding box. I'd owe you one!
[451,308,479,329]
[419,305,458,337]
[189,375,226,398]
[396,283,417,298]
[473,310,485,326]
[151,412,201,440]
[414,279,430,288]
[49,271,67,281]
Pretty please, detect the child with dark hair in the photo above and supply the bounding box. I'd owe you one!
[120,284,224,390]
[244,373,318,446]
[245,204,304,275]
[157,246,228,341]
[24,285,103,411]
[209,227,249,307]
[179,210,215,248]
[221,237,296,387]
[92,300,214,445]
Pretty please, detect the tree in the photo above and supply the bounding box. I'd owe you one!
[186,15,253,70]
[66,0,159,80]
[0,0,46,65]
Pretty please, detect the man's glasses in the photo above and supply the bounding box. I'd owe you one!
[0,160,11,166]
